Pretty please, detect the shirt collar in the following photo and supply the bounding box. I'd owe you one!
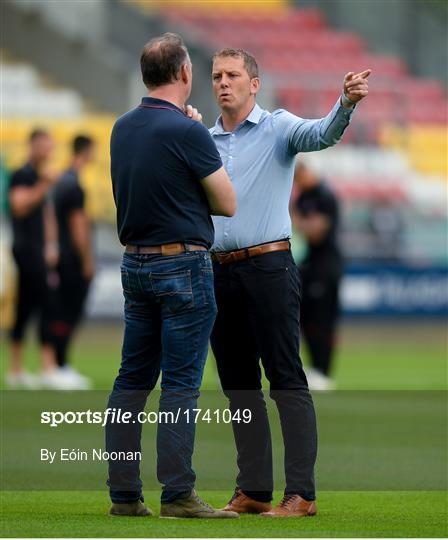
[246,103,263,124]
[140,96,184,114]
[213,103,263,134]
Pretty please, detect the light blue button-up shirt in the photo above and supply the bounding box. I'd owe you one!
[209,97,354,252]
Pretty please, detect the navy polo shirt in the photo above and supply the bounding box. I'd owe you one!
[110,97,222,248]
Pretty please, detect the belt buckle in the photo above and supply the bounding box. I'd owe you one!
[161,243,182,256]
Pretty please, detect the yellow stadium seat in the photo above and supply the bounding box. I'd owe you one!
[380,124,447,179]
[127,0,286,13]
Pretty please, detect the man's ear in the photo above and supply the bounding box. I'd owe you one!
[180,63,190,84]
[250,77,260,96]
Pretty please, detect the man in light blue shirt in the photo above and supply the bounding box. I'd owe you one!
[209,48,371,517]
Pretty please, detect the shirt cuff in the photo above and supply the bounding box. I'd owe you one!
[339,95,356,114]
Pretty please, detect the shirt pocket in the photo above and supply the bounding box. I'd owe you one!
[150,269,194,314]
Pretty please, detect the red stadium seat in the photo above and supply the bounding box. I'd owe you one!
[161,5,446,142]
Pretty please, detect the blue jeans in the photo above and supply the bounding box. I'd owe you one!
[106,250,217,503]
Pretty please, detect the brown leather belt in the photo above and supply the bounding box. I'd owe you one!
[211,240,290,265]
[126,243,207,256]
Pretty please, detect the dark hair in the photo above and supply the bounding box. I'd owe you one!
[212,48,259,79]
[140,33,189,89]
[73,135,93,155]
[29,128,49,143]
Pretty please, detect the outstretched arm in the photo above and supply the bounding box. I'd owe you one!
[286,69,372,154]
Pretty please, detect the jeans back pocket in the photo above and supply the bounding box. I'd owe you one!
[150,270,194,314]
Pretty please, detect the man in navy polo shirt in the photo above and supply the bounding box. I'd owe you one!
[107,33,237,519]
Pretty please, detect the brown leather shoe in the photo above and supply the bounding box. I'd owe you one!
[222,489,272,514]
[260,494,316,518]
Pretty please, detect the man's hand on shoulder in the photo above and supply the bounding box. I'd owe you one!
[341,69,372,108]
[184,104,203,123]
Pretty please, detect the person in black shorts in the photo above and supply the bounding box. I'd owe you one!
[292,162,343,391]
[49,135,96,390]
[7,128,67,389]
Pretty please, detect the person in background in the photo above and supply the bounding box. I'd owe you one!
[368,194,404,262]
[292,162,343,391]
[6,128,72,389]
[49,135,96,390]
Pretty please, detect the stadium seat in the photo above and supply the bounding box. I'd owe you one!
[380,125,447,177]
[145,2,447,147]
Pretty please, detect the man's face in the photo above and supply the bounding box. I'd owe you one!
[212,56,259,113]
[30,134,54,163]
[294,164,316,191]
[81,144,96,165]
[293,165,304,187]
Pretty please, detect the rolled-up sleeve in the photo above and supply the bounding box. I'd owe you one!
[275,97,355,155]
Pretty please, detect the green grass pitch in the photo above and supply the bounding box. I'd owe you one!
[1,320,447,537]
[2,320,445,391]
[1,490,446,538]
